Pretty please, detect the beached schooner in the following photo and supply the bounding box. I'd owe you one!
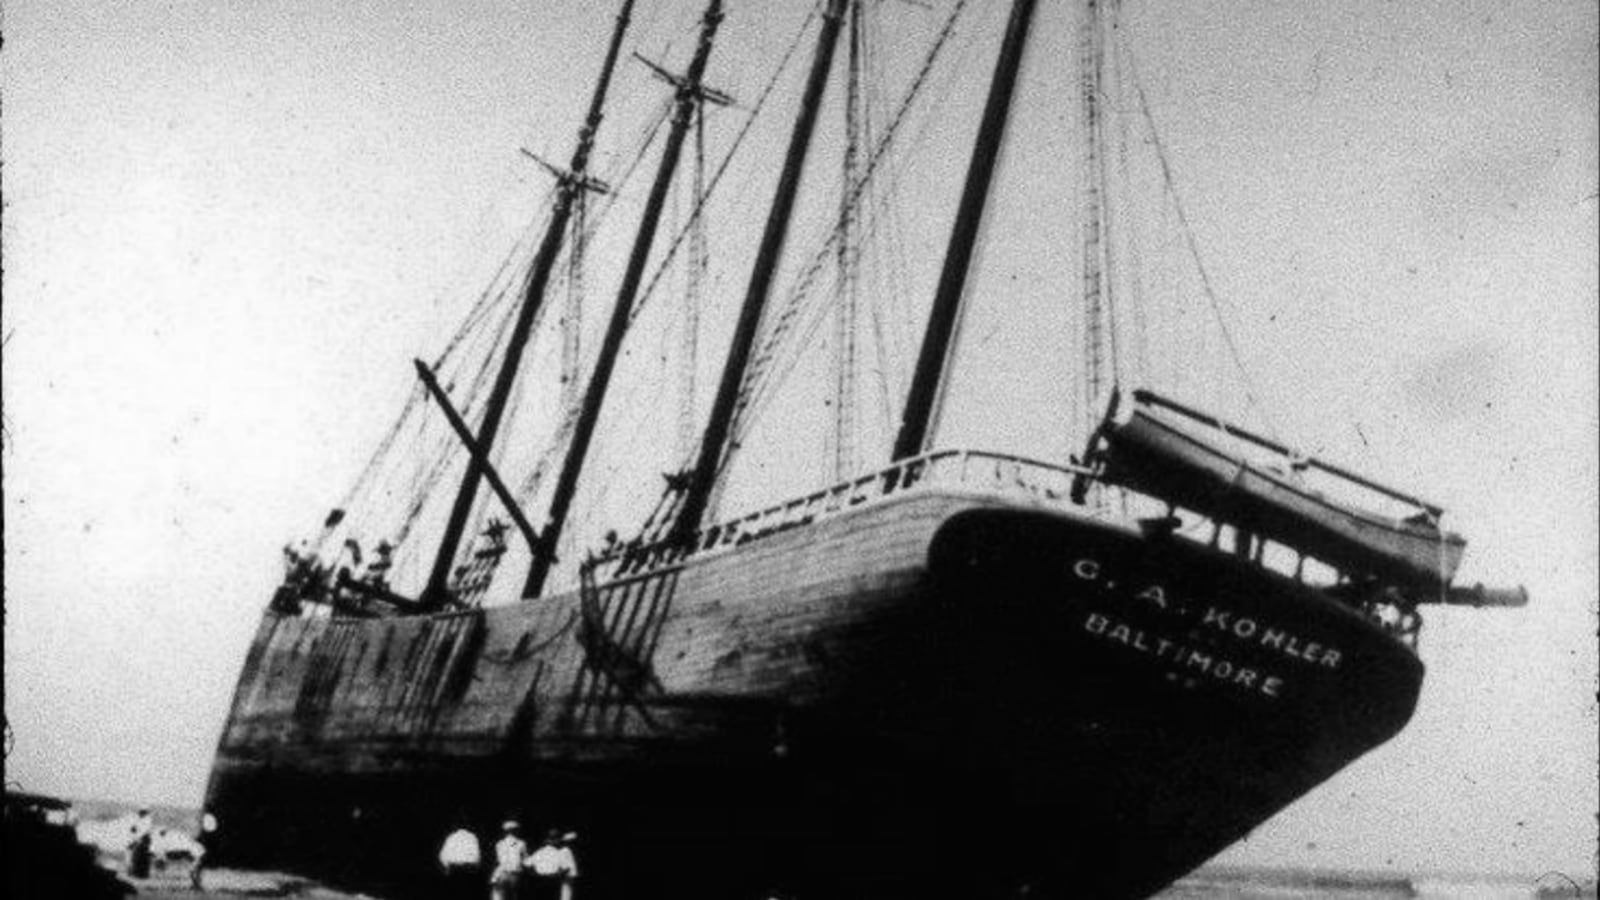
[204,1,1525,897]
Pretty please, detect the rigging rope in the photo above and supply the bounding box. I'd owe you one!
[627,2,825,329]
[1124,43,1282,442]
[859,5,900,440]
[721,0,973,471]
[680,103,709,459]
[563,189,589,408]
[313,84,678,586]
[569,1,828,530]
[732,164,911,457]
[491,100,679,511]
[1111,33,1150,390]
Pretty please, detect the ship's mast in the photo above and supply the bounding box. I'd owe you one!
[668,0,851,547]
[678,108,709,460]
[1078,0,1116,475]
[526,0,728,598]
[670,0,850,546]
[828,0,866,482]
[891,0,1039,461]
[421,0,635,610]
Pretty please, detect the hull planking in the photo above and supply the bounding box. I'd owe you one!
[205,489,1422,899]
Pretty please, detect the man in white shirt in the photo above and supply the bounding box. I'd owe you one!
[525,829,578,900]
[491,821,529,900]
[437,823,482,900]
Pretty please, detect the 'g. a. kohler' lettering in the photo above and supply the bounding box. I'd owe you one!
[1069,556,1343,670]
[1199,606,1342,669]
[1071,558,1182,612]
[1084,611,1284,699]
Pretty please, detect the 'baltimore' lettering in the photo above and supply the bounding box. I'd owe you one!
[1084,611,1284,699]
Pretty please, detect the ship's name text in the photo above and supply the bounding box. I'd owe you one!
[1071,557,1342,669]
[1198,605,1341,668]
[1084,611,1284,698]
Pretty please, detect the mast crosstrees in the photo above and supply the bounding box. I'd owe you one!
[670,0,851,546]
[526,0,729,598]
[419,0,638,610]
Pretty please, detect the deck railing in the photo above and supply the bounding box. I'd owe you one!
[289,446,1424,647]
[585,449,1423,645]
[724,449,1090,536]
[593,449,1095,577]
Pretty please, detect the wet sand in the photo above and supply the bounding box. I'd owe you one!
[119,865,377,900]
[113,865,1595,900]
[63,800,1596,899]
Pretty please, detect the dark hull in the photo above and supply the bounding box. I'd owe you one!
[205,491,1422,899]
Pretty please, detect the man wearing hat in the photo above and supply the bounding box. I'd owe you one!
[490,820,529,900]
[525,828,579,900]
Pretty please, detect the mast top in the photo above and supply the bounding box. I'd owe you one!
[418,0,638,610]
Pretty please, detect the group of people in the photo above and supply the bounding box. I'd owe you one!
[439,820,579,900]
[122,807,218,889]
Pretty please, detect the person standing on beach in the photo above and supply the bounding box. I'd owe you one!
[490,821,529,900]
[525,829,578,900]
[126,809,154,879]
[437,822,483,900]
[556,832,579,900]
[190,811,218,890]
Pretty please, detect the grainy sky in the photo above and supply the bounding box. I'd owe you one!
[4,0,1596,883]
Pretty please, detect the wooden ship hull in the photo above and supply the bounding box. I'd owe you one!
[205,479,1424,899]
[198,1,1495,894]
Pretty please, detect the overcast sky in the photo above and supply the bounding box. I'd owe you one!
[4,0,1596,883]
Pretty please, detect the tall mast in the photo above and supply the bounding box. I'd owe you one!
[677,109,708,460]
[421,0,635,610]
[829,0,865,481]
[671,0,850,546]
[526,0,727,598]
[1078,0,1114,470]
[891,0,1039,461]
